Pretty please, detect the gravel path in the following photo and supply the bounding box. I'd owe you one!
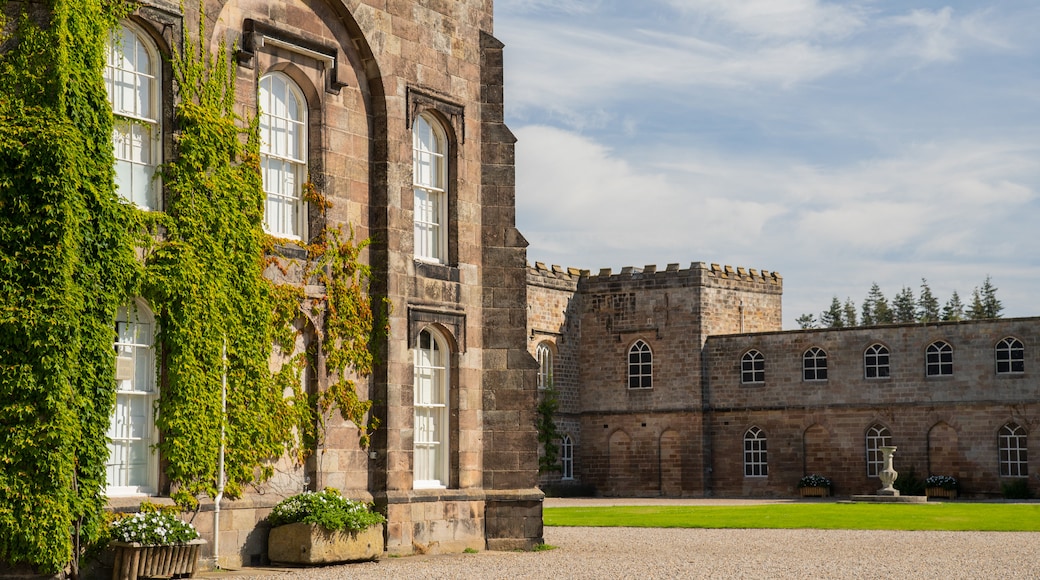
[222,526,1040,579]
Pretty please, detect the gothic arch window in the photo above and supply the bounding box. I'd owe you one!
[107,300,158,495]
[744,426,768,477]
[865,424,892,477]
[926,340,953,377]
[864,343,890,379]
[106,22,162,210]
[536,341,554,390]
[414,327,450,488]
[999,423,1028,477]
[741,350,764,384]
[996,337,1025,375]
[561,435,574,480]
[628,339,652,389]
[259,71,307,239]
[803,347,828,381]
[413,113,448,263]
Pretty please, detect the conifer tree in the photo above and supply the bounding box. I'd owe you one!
[843,298,857,327]
[796,313,817,330]
[980,276,1003,319]
[820,296,845,328]
[917,278,940,322]
[968,287,987,320]
[861,282,888,326]
[893,286,917,323]
[942,290,964,321]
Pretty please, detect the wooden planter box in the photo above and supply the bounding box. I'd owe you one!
[110,539,205,580]
[268,522,384,565]
[799,486,830,498]
[925,487,957,499]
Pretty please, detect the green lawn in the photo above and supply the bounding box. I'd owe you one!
[544,504,1040,532]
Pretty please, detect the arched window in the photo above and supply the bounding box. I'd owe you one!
[561,435,574,480]
[999,423,1028,477]
[259,72,307,239]
[744,426,767,477]
[926,341,953,377]
[996,337,1025,375]
[628,340,652,389]
[803,347,827,381]
[106,23,161,210]
[536,342,554,390]
[865,424,892,477]
[741,350,764,384]
[414,327,450,488]
[107,300,158,495]
[413,113,447,262]
[864,344,890,379]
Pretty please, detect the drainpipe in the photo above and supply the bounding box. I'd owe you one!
[213,340,228,568]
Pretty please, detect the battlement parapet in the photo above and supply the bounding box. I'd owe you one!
[527,262,584,291]
[527,260,782,293]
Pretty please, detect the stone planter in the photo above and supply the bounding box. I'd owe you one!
[799,486,829,498]
[109,539,205,580]
[925,487,957,499]
[268,522,384,565]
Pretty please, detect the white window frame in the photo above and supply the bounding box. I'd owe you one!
[999,423,1028,477]
[743,426,768,477]
[536,342,554,390]
[414,328,449,488]
[107,300,159,496]
[865,424,892,477]
[996,337,1025,375]
[259,72,307,239]
[803,347,828,382]
[627,339,652,389]
[106,23,161,210]
[926,341,953,377]
[561,435,574,480]
[413,113,447,263]
[864,343,890,379]
[741,350,764,384]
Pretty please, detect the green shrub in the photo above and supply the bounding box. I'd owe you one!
[1001,479,1032,499]
[268,489,385,533]
[894,466,926,496]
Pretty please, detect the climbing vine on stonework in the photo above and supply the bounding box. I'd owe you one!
[0,0,140,573]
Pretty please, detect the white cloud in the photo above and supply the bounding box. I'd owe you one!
[663,0,868,40]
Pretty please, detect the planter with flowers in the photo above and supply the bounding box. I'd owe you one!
[267,488,386,565]
[925,475,958,499]
[798,474,832,497]
[108,505,204,580]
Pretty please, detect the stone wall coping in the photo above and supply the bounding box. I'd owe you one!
[527,261,782,287]
[380,488,488,504]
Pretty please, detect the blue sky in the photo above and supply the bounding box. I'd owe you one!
[494,0,1040,329]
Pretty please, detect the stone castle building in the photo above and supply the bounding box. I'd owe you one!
[528,262,1040,498]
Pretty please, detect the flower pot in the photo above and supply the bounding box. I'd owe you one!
[268,522,384,565]
[925,487,957,499]
[799,486,829,498]
[110,539,205,580]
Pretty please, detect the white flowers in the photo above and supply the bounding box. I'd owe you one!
[111,509,199,545]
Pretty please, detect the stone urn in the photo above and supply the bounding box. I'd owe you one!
[877,446,899,496]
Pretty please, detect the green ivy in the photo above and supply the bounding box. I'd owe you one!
[537,386,562,473]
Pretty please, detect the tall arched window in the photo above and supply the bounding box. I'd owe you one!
[865,424,892,477]
[999,423,1028,477]
[259,72,307,239]
[803,347,827,381]
[413,113,447,262]
[106,23,161,210]
[628,340,652,389]
[744,426,768,477]
[536,342,554,390]
[996,337,1025,375]
[561,435,574,480]
[741,350,764,384]
[926,341,953,377]
[864,343,890,379]
[107,300,158,495]
[414,328,449,488]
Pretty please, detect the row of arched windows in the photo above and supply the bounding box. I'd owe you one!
[107,22,452,262]
[742,423,1029,478]
[741,337,1025,384]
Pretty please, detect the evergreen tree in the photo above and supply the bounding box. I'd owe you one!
[861,282,887,326]
[893,286,917,323]
[980,275,1003,318]
[843,298,857,327]
[967,287,987,320]
[796,313,817,329]
[820,296,845,328]
[917,278,940,322]
[942,290,964,321]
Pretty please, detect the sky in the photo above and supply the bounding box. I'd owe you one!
[493,0,1040,330]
